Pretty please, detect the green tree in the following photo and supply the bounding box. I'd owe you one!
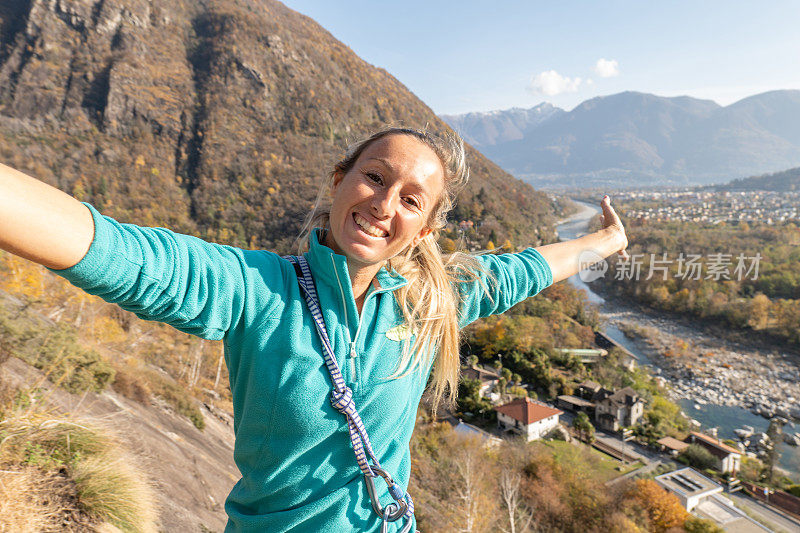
[457,378,494,423]
[498,376,508,395]
[765,419,785,485]
[572,412,595,443]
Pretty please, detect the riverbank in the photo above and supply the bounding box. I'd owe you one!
[591,272,800,424]
[556,198,800,480]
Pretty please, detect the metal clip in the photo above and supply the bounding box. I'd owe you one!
[379,503,415,533]
[364,466,408,522]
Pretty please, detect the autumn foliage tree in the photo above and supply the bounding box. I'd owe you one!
[629,479,688,533]
[411,421,656,533]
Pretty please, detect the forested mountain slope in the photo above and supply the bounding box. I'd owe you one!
[0,0,556,252]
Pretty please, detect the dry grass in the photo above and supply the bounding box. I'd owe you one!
[72,454,156,531]
[0,466,106,532]
[0,398,157,532]
[0,468,71,532]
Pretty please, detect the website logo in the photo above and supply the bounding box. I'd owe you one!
[578,249,607,282]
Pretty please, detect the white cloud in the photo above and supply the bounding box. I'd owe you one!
[593,58,619,78]
[587,78,595,86]
[528,70,582,96]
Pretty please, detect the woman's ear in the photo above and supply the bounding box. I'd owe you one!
[330,170,344,196]
[411,227,433,248]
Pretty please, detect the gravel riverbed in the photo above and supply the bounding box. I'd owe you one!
[604,308,800,422]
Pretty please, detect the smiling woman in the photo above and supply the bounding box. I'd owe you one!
[0,126,628,532]
[298,128,475,415]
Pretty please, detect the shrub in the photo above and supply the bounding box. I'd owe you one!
[0,309,115,394]
[685,515,724,532]
[680,444,717,471]
[112,367,152,404]
[0,415,157,532]
[147,370,206,430]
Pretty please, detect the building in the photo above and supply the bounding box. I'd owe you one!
[452,420,502,447]
[576,380,602,400]
[594,386,645,432]
[461,365,500,398]
[687,431,742,474]
[556,348,607,364]
[495,397,562,442]
[656,468,723,511]
[657,436,690,456]
[557,395,595,414]
[656,468,769,532]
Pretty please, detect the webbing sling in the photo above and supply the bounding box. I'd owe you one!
[285,255,415,533]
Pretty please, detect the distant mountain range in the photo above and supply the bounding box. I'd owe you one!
[441,103,564,147]
[442,90,800,188]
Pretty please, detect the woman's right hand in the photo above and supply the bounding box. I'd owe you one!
[598,195,629,261]
[0,163,94,269]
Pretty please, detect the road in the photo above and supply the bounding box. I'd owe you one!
[726,491,800,533]
[590,425,800,531]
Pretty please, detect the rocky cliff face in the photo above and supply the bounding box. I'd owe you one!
[0,0,555,251]
[1,354,237,532]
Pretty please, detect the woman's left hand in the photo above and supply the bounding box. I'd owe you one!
[599,195,629,261]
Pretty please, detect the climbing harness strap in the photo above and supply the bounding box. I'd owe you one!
[285,255,415,533]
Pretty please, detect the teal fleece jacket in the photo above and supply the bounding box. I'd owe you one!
[51,204,553,532]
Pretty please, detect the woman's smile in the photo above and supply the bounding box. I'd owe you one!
[352,212,389,238]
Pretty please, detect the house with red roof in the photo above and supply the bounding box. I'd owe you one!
[494,397,563,442]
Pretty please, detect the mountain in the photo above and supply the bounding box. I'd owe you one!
[0,0,556,253]
[442,90,800,188]
[440,103,564,147]
[714,166,800,192]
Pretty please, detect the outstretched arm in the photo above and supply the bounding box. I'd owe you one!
[457,195,628,327]
[0,161,268,341]
[535,195,629,284]
[0,163,94,269]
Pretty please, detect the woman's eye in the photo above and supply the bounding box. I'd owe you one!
[403,197,419,208]
[365,172,383,185]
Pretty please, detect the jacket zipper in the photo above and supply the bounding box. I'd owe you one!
[349,295,370,384]
[330,256,367,385]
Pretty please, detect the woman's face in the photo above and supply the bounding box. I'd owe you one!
[326,134,445,270]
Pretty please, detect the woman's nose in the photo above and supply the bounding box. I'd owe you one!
[372,190,398,218]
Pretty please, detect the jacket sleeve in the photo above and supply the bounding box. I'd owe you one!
[48,203,252,340]
[457,247,554,328]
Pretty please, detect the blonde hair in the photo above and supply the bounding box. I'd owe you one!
[297,127,487,411]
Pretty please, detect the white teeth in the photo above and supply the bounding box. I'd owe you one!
[354,213,388,238]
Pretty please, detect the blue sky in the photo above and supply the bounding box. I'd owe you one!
[280,1,800,115]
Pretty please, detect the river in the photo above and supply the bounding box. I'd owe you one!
[556,199,800,480]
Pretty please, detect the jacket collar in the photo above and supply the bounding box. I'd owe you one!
[305,229,408,293]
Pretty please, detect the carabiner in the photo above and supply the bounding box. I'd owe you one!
[380,503,415,533]
[364,466,408,522]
